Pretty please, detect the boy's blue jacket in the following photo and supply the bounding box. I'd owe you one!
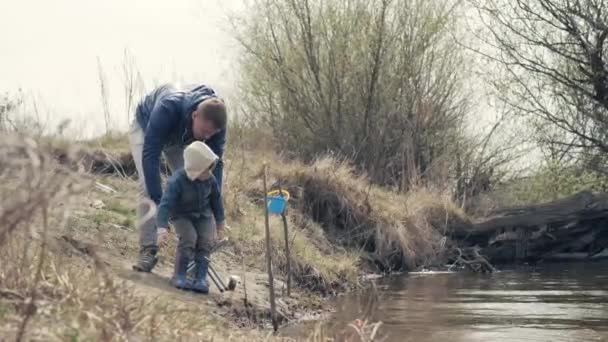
[156,169,225,228]
[135,84,226,204]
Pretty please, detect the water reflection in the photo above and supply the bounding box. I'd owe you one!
[295,262,608,341]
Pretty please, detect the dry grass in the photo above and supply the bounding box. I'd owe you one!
[1,126,467,339]
[0,133,385,341]
[221,133,364,293]
[1,234,246,341]
[220,127,471,272]
[0,134,253,341]
[13,127,472,273]
[223,197,361,295]
[32,130,363,293]
[267,157,471,271]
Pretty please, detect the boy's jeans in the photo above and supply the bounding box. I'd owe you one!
[172,214,215,264]
[128,120,184,252]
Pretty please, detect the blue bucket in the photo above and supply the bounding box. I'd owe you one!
[267,196,287,215]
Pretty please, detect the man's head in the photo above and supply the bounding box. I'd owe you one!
[192,98,227,140]
[184,141,219,181]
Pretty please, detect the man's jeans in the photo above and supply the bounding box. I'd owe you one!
[128,120,184,252]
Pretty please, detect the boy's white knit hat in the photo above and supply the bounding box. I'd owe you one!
[184,141,219,180]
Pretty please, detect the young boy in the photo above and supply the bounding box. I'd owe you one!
[156,141,225,294]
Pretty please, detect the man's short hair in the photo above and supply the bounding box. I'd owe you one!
[197,98,227,129]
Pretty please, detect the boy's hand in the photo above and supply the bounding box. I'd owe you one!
[216,223,225,240]
[157,227,169,248]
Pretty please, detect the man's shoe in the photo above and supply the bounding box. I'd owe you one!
[132,248,158,272]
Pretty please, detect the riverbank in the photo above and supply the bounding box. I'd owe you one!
[3,132,469,340]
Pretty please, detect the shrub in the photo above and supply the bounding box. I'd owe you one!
[235,0,470,190]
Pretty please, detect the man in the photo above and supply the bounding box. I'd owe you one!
[129,83,227,273]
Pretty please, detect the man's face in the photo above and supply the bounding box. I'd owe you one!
[192,112,219,140]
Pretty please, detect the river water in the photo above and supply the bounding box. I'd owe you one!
[292,261,608,341]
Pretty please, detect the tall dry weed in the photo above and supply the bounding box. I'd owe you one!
[272,157,471,271]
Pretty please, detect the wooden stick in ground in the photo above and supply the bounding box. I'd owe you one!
[278,181,291,296]
[263,164,279,332]
[281,213,291,296]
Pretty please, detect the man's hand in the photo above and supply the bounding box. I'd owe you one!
[157,227,169,248]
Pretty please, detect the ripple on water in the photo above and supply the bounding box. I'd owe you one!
[309,261,608,342]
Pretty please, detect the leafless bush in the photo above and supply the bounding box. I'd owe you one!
[272,157,471,271]
[0,134,86,340]
[0,135,84,248]
[235,0,471,191]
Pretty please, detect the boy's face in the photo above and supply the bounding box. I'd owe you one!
[196,162,216,181]
[197,171,212,181]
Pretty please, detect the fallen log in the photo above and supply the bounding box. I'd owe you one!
[592,248,608,259]
[543,253,591,261]
[541,229,599,258]
[455,191,608,238]
[455,191,608,265]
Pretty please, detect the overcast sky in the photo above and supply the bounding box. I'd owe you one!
[0,0,515,147]
[0,0,244,137]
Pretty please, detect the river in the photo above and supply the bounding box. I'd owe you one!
[289,261,608,341]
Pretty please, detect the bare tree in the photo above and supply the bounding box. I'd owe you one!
[470,0,608,163]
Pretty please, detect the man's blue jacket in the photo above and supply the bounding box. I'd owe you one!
[135,84,226,205]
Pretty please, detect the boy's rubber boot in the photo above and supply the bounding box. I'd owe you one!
[172,252,191,290]
[132,247,158,273]
[191,256,210,294]
[187,239,228,274]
